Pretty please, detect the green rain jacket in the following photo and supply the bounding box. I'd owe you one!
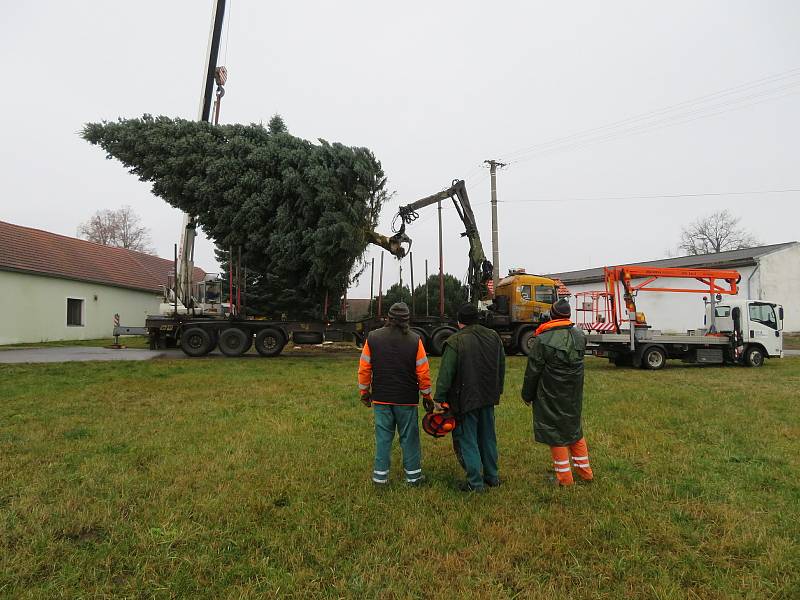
[521,321,586,446]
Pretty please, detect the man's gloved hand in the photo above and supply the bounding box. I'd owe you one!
[360,392,372,407]
[433,401,446,414]
[422,396,434,413]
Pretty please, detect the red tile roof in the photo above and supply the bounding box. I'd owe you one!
[0,220,207,293]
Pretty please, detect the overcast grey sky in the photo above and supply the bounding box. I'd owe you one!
[2,1,798,298]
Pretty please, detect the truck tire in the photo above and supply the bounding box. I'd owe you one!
[430,328,456,356]
[255,328,286,357]
[180,327,213,357]
[218,328,252,357]
[641,346,666,370]
[411,327,429,352]
[518,329,536,356]
[744,346,764,368]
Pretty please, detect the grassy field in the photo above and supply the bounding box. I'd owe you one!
[1,354,798,598]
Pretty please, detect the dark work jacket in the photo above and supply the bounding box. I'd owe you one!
[367,326,421,405]
[521,323,586,446]
[434,324,505,416]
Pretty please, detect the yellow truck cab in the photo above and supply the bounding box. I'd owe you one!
[486,269,560,355]
[495,271,558,322]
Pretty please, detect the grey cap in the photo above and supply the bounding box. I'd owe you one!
[457,303,479,325]
[550,298,571,318]
[388,302,411,322]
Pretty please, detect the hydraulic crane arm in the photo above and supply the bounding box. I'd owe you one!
[604,265,741,332]
[394,179,492,302]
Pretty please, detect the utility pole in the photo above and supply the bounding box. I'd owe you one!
[425,259,429,316]
[369,258,375,316]
[378,252,384,317]
[409,252,415,315]
[484,159,506,294]
[438,199,445,317]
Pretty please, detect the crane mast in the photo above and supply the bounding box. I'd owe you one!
[396,179,493,304]
[173,0,227,315]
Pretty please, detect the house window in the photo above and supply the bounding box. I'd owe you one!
[67,298,84,326]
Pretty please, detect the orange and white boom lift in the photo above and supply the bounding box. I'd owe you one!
[588,266,784,370]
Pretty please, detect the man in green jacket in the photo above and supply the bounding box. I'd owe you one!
[434,304,505,492]
[521,298,593,486]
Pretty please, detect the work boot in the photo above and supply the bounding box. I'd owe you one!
[406,475,427,487]
[544,474,573,487]
[458,481,486,493]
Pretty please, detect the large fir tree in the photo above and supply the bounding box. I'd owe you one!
[83,115,397,318]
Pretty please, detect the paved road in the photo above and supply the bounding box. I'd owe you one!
[1,346,797,364]
[0,347,168,364]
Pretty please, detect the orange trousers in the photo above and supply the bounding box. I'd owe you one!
[550,437,593,486]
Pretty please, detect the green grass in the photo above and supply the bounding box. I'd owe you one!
[1,356,799,598]
[0,336,150,350]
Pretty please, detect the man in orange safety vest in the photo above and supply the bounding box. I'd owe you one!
[358,302,432,486]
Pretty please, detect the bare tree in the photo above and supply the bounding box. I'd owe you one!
[678,210,759,255]
[78,206,154,253]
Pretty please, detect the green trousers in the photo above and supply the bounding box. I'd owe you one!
[373,405,422,484]
[452,406,498,490]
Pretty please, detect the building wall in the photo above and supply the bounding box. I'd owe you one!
[567,265,757,334]
[755,244,800,332]
[0,271,161,344]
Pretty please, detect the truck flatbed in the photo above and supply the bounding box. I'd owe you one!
[588,332,731,346]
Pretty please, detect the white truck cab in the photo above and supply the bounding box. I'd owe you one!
[706,299,784,364]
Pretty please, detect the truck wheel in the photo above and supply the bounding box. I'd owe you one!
[411,327,429,352]
[430,328,455,356]
[218,328,251,357]
[744,346,764,367]
[518,329,536,356]
[642,346,666,370]
[180,327,213,357]
[255,328,286,357]
[353,333,366,349]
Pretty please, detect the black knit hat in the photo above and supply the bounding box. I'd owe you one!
[457,303,479,325]
[388,302,410,323]
[550,298,571,318]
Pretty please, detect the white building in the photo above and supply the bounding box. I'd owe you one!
[548,242,800,333]
[0,220,206,345]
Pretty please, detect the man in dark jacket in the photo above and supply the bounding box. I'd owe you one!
[521,298,593,486]
[434,304,505,492]
[358,302,432,486]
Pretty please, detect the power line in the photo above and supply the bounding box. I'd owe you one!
[505,80,800,165]
[493,188,800,205]
[500,66,800,164]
